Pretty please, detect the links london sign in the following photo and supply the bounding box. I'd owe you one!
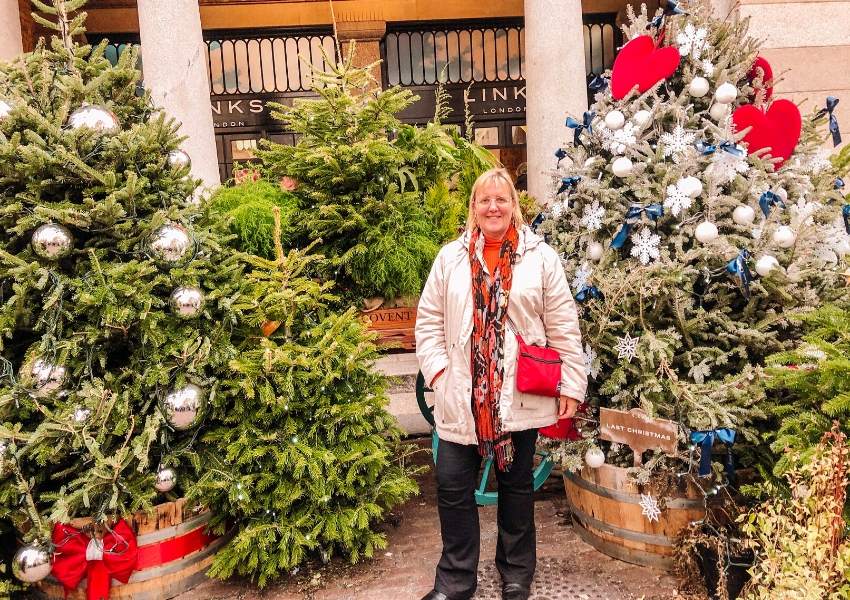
[210,94,310,130]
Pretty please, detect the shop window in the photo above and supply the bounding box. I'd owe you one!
[474,126,499,147]
[231,138,260,160]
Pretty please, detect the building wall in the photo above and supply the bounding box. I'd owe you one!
[739,0,850,142]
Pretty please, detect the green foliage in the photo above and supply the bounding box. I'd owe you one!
[542,0,844,480]
[258,44,491,301]
[209,180,298,259]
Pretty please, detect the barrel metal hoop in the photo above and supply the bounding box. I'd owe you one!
[564,495,674,547]
[564,471,705,510]
[570,514,674,570]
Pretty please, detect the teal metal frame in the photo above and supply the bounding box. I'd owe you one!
[416,371,554,506]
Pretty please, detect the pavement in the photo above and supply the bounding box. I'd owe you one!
[176,438,679,600]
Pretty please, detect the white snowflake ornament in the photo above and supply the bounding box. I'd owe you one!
[677,23,710,60]
[630,227,661,265]
[549,200,566,219]
[660,125,696,164]
[701,59,715,77]
[583,343,600,379]
[600,121,638,155]
[572,262,593,292]
[640,494,662,523]
[707,150,749,183]
[580,201,606,232]
[615,332,640,363]
[664,184,692,217]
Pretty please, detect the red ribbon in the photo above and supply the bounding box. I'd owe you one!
[51,519,138,600]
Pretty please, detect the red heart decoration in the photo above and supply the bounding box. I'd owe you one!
[747,56,774,101]
[732,99,802,167]
[611,35,682,100]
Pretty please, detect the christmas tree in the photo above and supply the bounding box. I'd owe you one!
[542,0,847,478]
[0,0,418,592]
[258,46,495,304]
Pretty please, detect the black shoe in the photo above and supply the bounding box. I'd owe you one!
[502,582,530,600]
[419,591,450,600]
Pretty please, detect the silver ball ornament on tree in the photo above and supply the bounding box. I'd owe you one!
[695,221,719,244]
[611,157,634,177]
[162,383,205,430]
[756,255,780,277]
[604,110,625,130]
[585,446,606,469]
[732,205,756,226]
[167,149,192,171]
[72,407,90,424]
[12,543,52,583]
[688,76,710,98]
[31,223,73,260]
[169,286,205,319]
[67,104,119,133]
[148,223,193,265]
[155,467,177,493]
[773,225,796,248]
[25,358,67,399]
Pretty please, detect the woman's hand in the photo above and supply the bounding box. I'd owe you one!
[558,395,580,419]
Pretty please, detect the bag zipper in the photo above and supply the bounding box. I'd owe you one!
[519,352,562,364]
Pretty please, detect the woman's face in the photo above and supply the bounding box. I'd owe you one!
[474,179,514,239]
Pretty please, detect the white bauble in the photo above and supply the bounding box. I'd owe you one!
[587,242,604,262]
[677,176,703,198]
[695,221,719,243]
[755,255,780,277]
[709,103,730,121]
[611,157,634,177]
[773,225,796,248]
[604,110,625,130]
[714,82,738,104]
[0,99,11,120]
[585,447,606,469]
[155,467,177,493]
[689,76,710,98]
[632,109,651,126]
[775,187,788,203]
[732,205,756,226]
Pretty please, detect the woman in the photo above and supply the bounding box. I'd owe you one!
[415,168,587,600]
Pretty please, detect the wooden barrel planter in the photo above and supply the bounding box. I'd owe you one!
[564,464,706,570]
[36,498,231,600]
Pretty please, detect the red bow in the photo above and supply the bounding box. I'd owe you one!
[51,519,138,600]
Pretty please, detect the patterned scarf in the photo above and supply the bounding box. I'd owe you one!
[468,224,520,471]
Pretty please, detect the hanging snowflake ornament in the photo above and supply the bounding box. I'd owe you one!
[640,494,662,523]
[806,149,832,174]
[660,125,696,164]
[677,23,711,60]
[789,197,822,228]
[700,59,715,77]
[583,343,600,379]
[580,201,606,231]
[550,199,566,219]
[572,262,593,292]
[599,122,638,155]
[615,332,640,363]
[707,149,749,183]
[663,184,692,217]
[630,227,661,265]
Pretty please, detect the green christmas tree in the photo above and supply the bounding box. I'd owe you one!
[542,0,847,478]
[258,46,495,303]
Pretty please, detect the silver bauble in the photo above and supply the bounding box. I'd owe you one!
[148,224,193,265]
[0,99,11,120]
[773,225,796,248]
[167,149,192,171]
[12,543,52,583]
[155,467,177,492]
[26,358,67,399]
[162,383,205,430]
[169,286,205,319]
[72,407,90,424]
[585,447,606,469]
[732,205,756,226]
[67,104,119,133]
[695,221,719,244]
[31,223,73,260]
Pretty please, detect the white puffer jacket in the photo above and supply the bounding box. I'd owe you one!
[415,226,587,445]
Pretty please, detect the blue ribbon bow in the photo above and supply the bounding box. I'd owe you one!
[836,177,846,190]
[843,205,850,234]
[566,111,595,146]
[575,285,605,303]
[587,74,608,94]
[726,249,753,299]
[758,191,785,217]
[695,140,744,157]
[530,211,546,232]
[815,96,841,147]
[610,203,664,249]
[690,428,736,480]
[555,148,568,163]
[647,0,686,29]
[557,176,582,195]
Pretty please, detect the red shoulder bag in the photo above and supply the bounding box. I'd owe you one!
[508,319,562,398]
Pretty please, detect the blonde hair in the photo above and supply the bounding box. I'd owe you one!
[466,167,526,232]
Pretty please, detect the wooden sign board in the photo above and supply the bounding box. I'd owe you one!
[599,407,678,466]
[361,306,417,350]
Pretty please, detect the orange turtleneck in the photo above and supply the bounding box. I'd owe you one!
[483,234,503,275]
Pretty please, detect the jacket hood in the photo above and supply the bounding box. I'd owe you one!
[458,225,543,255]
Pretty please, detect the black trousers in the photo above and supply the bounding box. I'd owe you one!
[433,429,538,600]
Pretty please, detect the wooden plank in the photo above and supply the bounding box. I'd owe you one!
[361,307,417,331]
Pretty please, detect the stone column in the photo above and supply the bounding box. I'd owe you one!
[524,0,587,206]
[0,0,24,61]
[337,20,387,86]
[136,0,220,188]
